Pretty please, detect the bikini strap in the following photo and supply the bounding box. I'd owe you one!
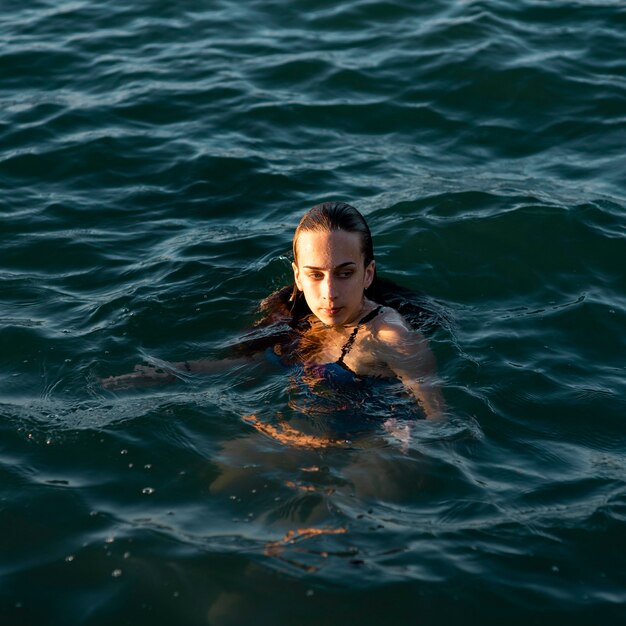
[336,306,382,367]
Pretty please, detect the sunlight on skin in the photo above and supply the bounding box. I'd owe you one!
[103,210,445,574]
[292,229,375,327]
[293,229,445,420]
[101,228,445,420]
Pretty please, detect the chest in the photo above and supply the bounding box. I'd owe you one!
[299,325,391,377]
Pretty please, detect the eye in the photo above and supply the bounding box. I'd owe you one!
[337,270,354,279]
[307,272,323,280]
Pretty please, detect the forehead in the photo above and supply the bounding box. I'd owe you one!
[295,229,363,268]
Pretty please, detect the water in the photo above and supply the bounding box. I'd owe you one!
[1,0,625,624]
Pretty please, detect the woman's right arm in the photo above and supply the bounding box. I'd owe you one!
[100,356,253,390]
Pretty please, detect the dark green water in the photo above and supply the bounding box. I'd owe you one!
[1,1,625,624]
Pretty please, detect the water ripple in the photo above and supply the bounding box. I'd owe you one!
[2,0,626,623]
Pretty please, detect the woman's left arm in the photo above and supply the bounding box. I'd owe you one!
[377,321,445,420]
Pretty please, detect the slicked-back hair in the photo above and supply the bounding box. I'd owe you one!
[292,201,374,267]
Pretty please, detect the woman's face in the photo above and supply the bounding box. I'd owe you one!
[292,229,375,326]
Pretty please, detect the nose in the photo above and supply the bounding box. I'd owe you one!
[321,275,338,302]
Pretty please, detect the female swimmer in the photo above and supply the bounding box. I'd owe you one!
[101,202,444,420]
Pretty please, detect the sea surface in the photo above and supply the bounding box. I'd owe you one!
[1,1,625,624]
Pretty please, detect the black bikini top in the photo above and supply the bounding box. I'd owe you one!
[335,306,382,371]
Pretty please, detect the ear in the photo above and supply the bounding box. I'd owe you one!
[292,262,303,291]
[364,260,375,289]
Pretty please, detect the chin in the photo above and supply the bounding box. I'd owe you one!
[318,309,350,326]
[316,315,336,326]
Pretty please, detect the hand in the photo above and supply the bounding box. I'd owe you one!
[100,365,176,390]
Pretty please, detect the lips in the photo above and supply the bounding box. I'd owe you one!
[322,307,342,317]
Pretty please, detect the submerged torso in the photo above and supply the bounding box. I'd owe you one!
[263,303,426,437]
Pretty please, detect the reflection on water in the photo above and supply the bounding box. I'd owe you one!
[243,414,343,448]
[203,354,479,593]
[264,526,348,574]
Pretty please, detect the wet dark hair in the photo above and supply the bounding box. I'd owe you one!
[293,201,374,265]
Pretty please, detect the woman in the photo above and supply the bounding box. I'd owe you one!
[102,202,444,421]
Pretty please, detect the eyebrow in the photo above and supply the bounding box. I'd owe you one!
[302,262,357,270]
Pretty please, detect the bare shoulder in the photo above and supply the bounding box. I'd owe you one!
[368,306,445,419]
[371,306,427,350]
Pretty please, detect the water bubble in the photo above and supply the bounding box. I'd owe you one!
[142,487,155,495]
[65,555,75,562]
[121,449,128,455]
[123,552,131,559]
[306,589,314,597]
[144,464,152,469]
[105,537,115,544]
[112,569,123,578]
